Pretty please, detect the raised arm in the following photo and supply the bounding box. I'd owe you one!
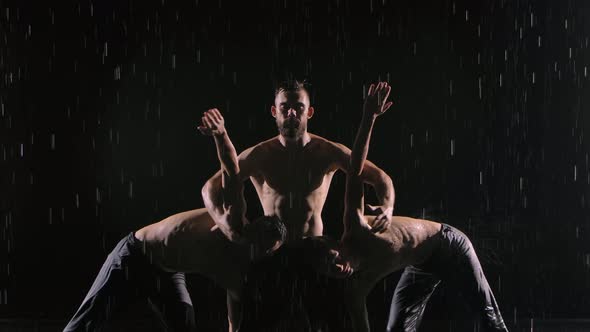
[198,108,248,241]
[343,82,393,236]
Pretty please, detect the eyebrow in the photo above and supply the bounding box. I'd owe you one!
[279,102,305,107]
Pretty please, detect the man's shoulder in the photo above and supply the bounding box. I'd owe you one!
[239,136,280,157]
[309,133,351,154]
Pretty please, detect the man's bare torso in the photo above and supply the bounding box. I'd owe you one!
[248,134,343,240]
[134,208,247,291]
[345,216,442,281]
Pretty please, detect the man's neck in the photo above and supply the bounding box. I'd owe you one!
[278,132,311,148]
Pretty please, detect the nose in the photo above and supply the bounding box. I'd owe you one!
[287,108,297,117]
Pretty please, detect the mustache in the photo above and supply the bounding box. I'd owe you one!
[284,119,300,126]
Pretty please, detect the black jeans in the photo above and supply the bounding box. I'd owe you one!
[386,224,508,332]
[63,233,196,332]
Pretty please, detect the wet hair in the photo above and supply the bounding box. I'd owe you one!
[245,215,288,250]
[274,79,311,99]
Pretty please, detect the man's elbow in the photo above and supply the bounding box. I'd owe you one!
[201,176,219,206]
[362,166,390,185]
[382,172,394,188]
[201,180,211,202]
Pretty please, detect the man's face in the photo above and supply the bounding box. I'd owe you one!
[271,89,314,139]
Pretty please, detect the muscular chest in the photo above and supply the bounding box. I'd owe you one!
[260,149,334,195]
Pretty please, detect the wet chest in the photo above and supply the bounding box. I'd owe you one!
[260,149,334,194]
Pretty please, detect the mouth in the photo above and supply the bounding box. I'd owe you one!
[284,120,300,128]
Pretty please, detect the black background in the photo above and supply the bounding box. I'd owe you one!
[1,0,590,330]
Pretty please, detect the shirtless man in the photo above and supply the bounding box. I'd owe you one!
[64,109,286,332]
[303,82,508,332]
[201,80,395,242]
[198,81,395,330]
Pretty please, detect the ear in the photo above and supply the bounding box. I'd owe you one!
[271,105,277,118]
[307,106,314,119]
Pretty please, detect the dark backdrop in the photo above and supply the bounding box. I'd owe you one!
[1,0,590,330]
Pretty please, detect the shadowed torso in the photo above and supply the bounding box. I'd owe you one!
[249,134,343,241]
[134,208,249,291]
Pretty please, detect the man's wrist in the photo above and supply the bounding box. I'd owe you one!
[213,130,227,139]
[361,108,378,120]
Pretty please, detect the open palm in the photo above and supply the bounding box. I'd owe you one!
[363,81,393,117]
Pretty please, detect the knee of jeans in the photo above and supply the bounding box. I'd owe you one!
[178,302,197,329]
[386,323,401,332]
[385,322,394,332]
[451,229,475,253]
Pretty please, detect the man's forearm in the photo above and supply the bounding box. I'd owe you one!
[352,113,395,210]
[212,130,246,220]
[350,115,376,176]
[214,132,239,177]
[200,108,247,241]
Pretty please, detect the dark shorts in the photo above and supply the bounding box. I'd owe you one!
[63,233,196,332]
[387,224,508,332]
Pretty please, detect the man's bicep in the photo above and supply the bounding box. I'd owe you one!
[330,142,385,181]
[359,159,387,185]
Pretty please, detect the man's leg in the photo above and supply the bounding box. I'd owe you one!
[435,225,508,332]
[145,272,196,332]
[386,265,441,332]
[63,234,138,332]
[226,290,243,332]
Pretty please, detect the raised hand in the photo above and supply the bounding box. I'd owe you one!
[197,108,226,136]
[363,81,393,117]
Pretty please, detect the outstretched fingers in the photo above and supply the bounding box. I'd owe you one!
[368,83,375,96]
[383,101,393,112]
[382,85,391,104]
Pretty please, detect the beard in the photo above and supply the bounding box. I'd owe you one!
[278,118,305,139]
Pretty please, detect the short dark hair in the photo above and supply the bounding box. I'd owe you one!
[247,215,288,247]
[274,79,311,98]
